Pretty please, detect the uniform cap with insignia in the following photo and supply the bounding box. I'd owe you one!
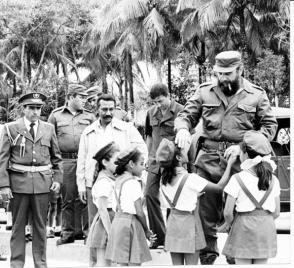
[19,92,46,106]
[213,50,242,73]
[68,84,88,96]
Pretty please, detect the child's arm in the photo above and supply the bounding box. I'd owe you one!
[203,154,237,193]
[272,196,280,219]
[217,194,236,232]
[134,198,154,239]
[97,197,112,236]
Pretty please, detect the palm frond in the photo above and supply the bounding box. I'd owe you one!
[180,11,201,43]
[143,8,165,45]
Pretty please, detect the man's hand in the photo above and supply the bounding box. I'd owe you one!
[50,182,60,193]
[224,145,241,160]
[0,187,13,201]
[79,191,87,204]
[175,128,191,149]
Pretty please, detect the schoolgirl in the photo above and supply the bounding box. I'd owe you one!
[105,147,156,266]
[221,130,280,265]
[87,142,120,266]
[156,138,236,265]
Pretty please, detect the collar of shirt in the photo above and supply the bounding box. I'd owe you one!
[174,166,188,176]
[24,117,38,135]
[151,99,177,118]
[62,105,83,115]
[98,169,116,181]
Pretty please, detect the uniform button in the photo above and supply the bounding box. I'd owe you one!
[33,159,36,162]
[33,151,36,154]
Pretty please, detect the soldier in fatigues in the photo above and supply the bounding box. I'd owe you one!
[0,92,63,268]
[174,51,277,264]
[48,84,96,246]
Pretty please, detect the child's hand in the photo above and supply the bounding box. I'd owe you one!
[227,153,238,167]
[216,222,231,233]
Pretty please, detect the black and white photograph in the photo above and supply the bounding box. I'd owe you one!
[0,0,292,267]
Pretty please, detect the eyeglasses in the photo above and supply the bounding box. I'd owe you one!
[100,108,114,113]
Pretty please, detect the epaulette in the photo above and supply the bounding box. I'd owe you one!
[83,108,93,113]
[51,106,64,113]
[198,81,217,89]
[251,84,264,92]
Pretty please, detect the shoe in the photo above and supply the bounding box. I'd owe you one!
[25,233,33,243]
[74,233,85,240]
[46,227,55,238]
[0,255,7,261]
[54,226,61,237]
[56,237,75,246]
[226,256,235,264]
[149,242,164,250]
[200,254,217,265]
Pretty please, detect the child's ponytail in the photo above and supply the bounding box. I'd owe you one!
[255,161,273,191]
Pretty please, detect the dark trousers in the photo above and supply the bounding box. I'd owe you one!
[86,187,98,266]
[196,150,240,261]
[10,193,49,268]
[145,171,166,245]
[61,159,87,240]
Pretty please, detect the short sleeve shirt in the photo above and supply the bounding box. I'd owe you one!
[92,177,114,209]
[112,179,142,214]
[161,172,208,212]
[224,171,280,213]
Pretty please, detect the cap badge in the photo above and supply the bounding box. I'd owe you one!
[33,93,40,99]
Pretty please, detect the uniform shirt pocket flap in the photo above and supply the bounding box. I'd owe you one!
[150,118,159,126]
[238,103,256,112]
[41,138,51,147]
[202,103,221,109]
[57,122,70,127]
[79,119,91,125]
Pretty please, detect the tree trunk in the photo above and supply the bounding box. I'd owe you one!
[13,76,17,96]
[124,59,129,111]
[167,59,172,95]
[102,72,108,93]
[127,53,134,116]
[238,6,248,53]
[154,62,162,83]
[27,50,31,83]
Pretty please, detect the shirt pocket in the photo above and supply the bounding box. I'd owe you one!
[234,103,256,123]
[202,103,221,130]
[160,120,175,137]
[77,119,91,134]
[57,122,70,135]
[40,138,51,157]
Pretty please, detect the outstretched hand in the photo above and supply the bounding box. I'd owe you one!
[216,222,231,233]
[175,129,191,149]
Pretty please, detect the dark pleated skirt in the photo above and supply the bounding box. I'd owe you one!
[165,208,206,253]
[87,209,115,249]
[105,212,152,264]
[222,209,277,259]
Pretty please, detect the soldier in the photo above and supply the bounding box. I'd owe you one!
[144,83,183,249]
[85,86,101,114]
[174,51,278,264]
[48,84,96,246]
[0,92,63,268]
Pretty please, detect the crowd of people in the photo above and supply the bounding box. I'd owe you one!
[0,50,281,267]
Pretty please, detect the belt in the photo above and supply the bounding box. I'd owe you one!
[202,139,236,152]
[61,152,78,159]
[10,163,52,172]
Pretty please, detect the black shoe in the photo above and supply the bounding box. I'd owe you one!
[149,242,164,249]
[0,255,7,261]
[74,233,85,240]
[226,256,235,264]
[200,254,217,265]
[56,237,75,246]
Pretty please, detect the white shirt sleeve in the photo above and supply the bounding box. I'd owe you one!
[224,175,240,198]
[187,173,209,193]
[94,178,113,199]
[272,176,281,197]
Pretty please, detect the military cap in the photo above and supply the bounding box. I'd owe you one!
[19,92,46,106]
[213,50,242,72]
[93,142,118,162]
[156,138,176,167]
[243,130,272,155]
[68,84,88,96]
[115,146,139,166]
[86,85,102,101]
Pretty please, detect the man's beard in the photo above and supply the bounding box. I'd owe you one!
[218,78,240,96]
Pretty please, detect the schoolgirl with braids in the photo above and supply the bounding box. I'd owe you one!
[156,138,236,265]
[105,147,156,266]
[221,130,280,265]
[87,142,119,266]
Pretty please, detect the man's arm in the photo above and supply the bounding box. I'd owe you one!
[145,112,152,154]
[257,92,278,141]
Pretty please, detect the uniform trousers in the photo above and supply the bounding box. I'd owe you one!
[61,159,87,240]
[10,193,49,268]
[145,171,166,246]
[195,149,240,261]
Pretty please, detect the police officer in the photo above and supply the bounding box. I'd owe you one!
[174,51,278,264]
[144,83,183,248]
[48,84,96,245]
[0,92,63,268]
[85,86,101,114]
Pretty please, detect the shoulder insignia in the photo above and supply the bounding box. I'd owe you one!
[83,108,93,113]
[198,81,217,90]
[251,84,264,91]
